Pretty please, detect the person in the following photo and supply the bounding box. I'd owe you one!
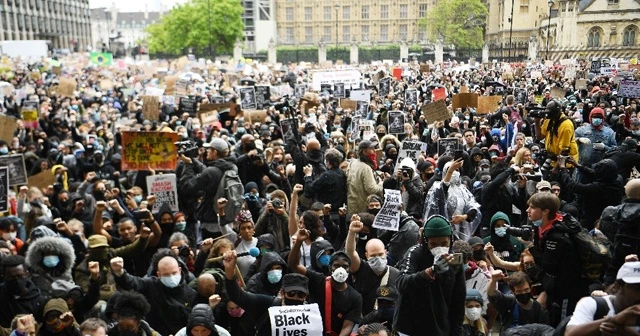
[0,255,47,328]
[345,217,399,315]
[25,236,76,298]
[289,228,363,336]
[574,107,617,168]
[487,271,549,332]
[462,289,489,336]
[79,318,107,336]
[179,138,238,240]
[106,291,160,336]
[303,148,347,217]
[383,158,425,220]
[254,191,290,252]
[245,251,288,297]
[483,212,526,263]
[233,211,257,278]
[533,100,578,163]
[173,303,230,336]
[465,237,491,313]
[359,323,390,336]
[480,163,528,233]
[346,140,383,215]
[603,138,640,181]
[566,260,640,336]
[394,215,466,335]
[39,299,81,336]
[110,255,196,336]
[360,285,399,327]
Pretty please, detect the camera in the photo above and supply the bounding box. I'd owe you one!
[507,225,533,241]
[271,198,283,210]
[175,140,199,158]
[177,245,191,259]
[401,167,413,178]
[527,107,549,118]
[133,210,151,221]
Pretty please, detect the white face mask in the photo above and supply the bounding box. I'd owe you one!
[465,307,482,321]
[430,246,449,258]
[331,267,349,283]
[450,171,461,185]
[2,232,16,241]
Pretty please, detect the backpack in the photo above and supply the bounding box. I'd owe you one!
[214,169,244,222]
[554,296,609,336]
[557,216,612,281]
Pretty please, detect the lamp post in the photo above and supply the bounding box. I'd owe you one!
[508,0,514,60]
[335,3,339,50]
[546,0,554,60]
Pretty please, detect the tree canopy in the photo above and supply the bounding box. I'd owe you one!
[146,0,244,56]
[420,0,488,49]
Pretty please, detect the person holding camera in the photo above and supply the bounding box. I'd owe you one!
[533,100,578,164]
[382,158,425,221]
[254,192,290,253]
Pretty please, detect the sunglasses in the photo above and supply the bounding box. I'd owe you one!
[286,291,307,299]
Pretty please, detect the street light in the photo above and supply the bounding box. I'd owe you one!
[546,0,554,60]
[508,0,514,60]
[335,3,340,50]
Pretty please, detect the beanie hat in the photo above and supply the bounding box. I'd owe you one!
[490,212,510,228]
[423,215,452,239]
[466,288,484,305]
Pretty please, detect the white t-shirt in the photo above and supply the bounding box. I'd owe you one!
[567,296,615,326]
[235,237,257,278]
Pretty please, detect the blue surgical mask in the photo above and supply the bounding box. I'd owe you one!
[592,117,603,126]
[160,274,182,288]
[175,222,186,231]
[318,255,331,267]
[71,104,79,110]
[133,195,143,204]
[267,269,283,284]
[532,219,543,227]
[495,227,507,237]
[0,147,8,154]
[43,255,60,268]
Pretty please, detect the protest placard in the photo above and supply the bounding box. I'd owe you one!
[312,69,361,90]
[388,111,405,134]
[52,66,61,76]
[199,109,219,126]
[372,189,402,231]
[0,115,17,144]
[433,87,446,101]
[405,89,418,106]
[121,132,178,171]
[99,79,114,90]
[477,96,503,114]
[142,96,159,121]
[349,90,371,102]
[268,304,323,336]
[420,64,430,73]
[21,100,39,128]
[534,95,544,105]
[396,141,428,168]
[421,100,450,123]
[0,166,7,212]
[179,96,197,116]
[145,87,164,98]
[28,170,55,190]
[460,86,469,93]
[378,77,391,97]
[619,80,640,98]
[392,68,402,80]
[244,109,268,124]
[438,138,461,157]
[146,174,179,214]
[359,119,376,141]
[0,154,27,186]
[550,87,565,99]
[164,75,178,95]
[239,86,257,110]
[255,85,271,109]
[531,71,542,79]
[356,101,369,117]
[175,79,188,97]
[340,99,357,111]
[58,78,76,97]
[452,93,478,110]
[294,84,306,98]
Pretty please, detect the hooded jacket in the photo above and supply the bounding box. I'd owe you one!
[347,158,383,216]
[309,239,334,274]
[187,304,217,335]
[38,298,80,336]
[482,212,525,263]
[574,109,616,167]
[26,237,76,298]
[0,275,47,328]
[246,252,287,296]
[378,213,420,265]
[559,159,623,230]
[154,203,176,249]
[245,234,278,279]
[383,158,425,219]
[600,198,640,284]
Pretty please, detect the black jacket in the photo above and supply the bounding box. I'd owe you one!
[0,278,47,327]
[604,149,640,181]
[303,167,347,213]
[480,168,527,229]
[383,175,425,219]
[246,251,287,297]
[394,244,466,336]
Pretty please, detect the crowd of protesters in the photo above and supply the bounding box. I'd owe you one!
[1,53,640,336]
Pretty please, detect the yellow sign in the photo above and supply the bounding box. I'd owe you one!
[121,132,178,171]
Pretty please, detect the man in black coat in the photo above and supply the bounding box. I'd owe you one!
[0,256,47,328]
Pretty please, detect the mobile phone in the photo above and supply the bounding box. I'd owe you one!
[454,150,463,160]
[451,253,463,265]
[134,210,151,221]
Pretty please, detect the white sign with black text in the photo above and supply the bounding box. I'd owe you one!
[146,174,179,214]
[268,303,323,336]
[372,189,402,231]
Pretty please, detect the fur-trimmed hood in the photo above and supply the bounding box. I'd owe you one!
[26,236,75,280]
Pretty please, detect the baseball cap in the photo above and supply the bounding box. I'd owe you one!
[467,236,484,247]
[536,181,551,191]
[203,138,228,152]
[282,273,309,294]
[479,159,490,168]
[358,140,378,151]
[88,235,109,249]
[617,261,640,284]
[376,285,399,302]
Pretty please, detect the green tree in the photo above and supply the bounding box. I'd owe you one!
[420,0,488,49]
[146,0,244,56]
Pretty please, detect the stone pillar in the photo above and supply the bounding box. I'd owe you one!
[268,39,277,64]
[482,44,489,63]
[233,41,243,61]
[528,37,538,61]
[400,41,409,61]
[350,42,359,64]
[435,40,444,64]
[319,43,327,63]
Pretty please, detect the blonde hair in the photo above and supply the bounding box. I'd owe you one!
[512,147,532,166]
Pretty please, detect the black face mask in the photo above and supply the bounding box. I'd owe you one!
[424,172,435,180]
[515,292,532,305]
[284,298,305,306]
[388,153,398,161]
[524,264,543,282]
[368,208,380,216]
[473,250,485,261]
[6,278,31,296]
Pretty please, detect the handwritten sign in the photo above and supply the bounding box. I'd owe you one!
[0,115,17,144]
[421,100,450,123]
[619,80,640,98]
[146,174,179,214]
[372,189,402,231]
[550,87,565,99]
[142,96,159,121]
[452,93,478,110]
[269,303,323,336]
[27,170,55,190]
[396,141,427,168]
[58,78,76,97]
[477,96,503,114]
[575,79,588,90]
[433,87,446,101]
[179,96,197,115]
[121,132,178,171]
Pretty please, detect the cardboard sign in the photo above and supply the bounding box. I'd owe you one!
[142,96,160,121]
[268,304,323,336]
[438,138,461,157]
[575,79,588,90]
[452,93,479,110]
[146,174,179,214]
[199,110,219,126]
[99,79,114,90]
[175,79,189,97]
[27,170,55,190]
[121,132,179,171]
[239,86,257,110]
[619,80,640,98]
[165,75,178,95]
[388,111,405,134]
[58,78,77,97]
[52,66,61,76]
[421,100,450,123]
[340,99,357,111]
[460,86,469,93]
[372,189,402,231]
[396,141,428,168]
[477,96,503,114]
[550,87,565,99]
[420,64,430,73]
[145,87,165,98]
[0,166,7,212]
[0,154,27,186]
[433,87,446,101]
[244,109,268,124]
[0,115,17,144]
[531,71,542,79]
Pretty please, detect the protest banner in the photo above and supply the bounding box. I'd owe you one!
[477,96,503,114]
[199,110,219,126]
[0,154,27,186]
[388,111,405,134]
[179,96,198,115]
[311,69,361,90]
[396,141,428,168]
[121,132,179,171]
[550,87,566,99]
[255,85,271,109]
[28,170,55,190]
[433,87,446,101]
[175,79,188,97]
[420,64,430,73]
[452,93,478,110]
[356,101,370,118]
[268,303,323,336]
[58,78,76,97]
[405,89,418,106]
[340,99,357,111]
[531,71,543,79]
[378,77,391,97]
[146,174,179,214]
[0,115,17,143]
[438,138,460,157]
[349,90,371,102]
[372,189,402,231]
[421,100,450,123]
[392,67,402,80]
[619,80,640,98]
[294,84,306,98]
[0,166,7,212]
[52,66,61,76]
[239,86,257,110]
[142,96,160,121]
[575,79,588,90]
[21,100,39,128]
[534,95,544,105]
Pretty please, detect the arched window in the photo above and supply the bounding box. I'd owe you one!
[623,25,637,46]
[587,27,602,47]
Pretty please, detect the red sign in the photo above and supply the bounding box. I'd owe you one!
[433,87,446,101]
[392,68,403,80]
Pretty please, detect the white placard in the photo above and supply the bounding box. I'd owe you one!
[396,141,428,169]
[619,80,640,98]
[349,90,371,102]
[372,189,402,231]
[311,70,361,91]
[600,67,616,75]
[145,87,165,98]
[269,303,323,336]
[146,174,179,214]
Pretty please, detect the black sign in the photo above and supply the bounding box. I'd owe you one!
[295,84,306,98]
[0,167,7,212]
[379,77,391,97]
[0,154,27,186]
[405,89,418,106]
[255,85,271,109]
[515,88,528,104]
[591,60,601,73]
[320,84,333,96]
[437,138,461,157]
[388,111,405,134]
[280,118,294,136]
[356,101,369,117]
[179,96,198,116]
[239,87,257,110]
[334,83,345,98]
